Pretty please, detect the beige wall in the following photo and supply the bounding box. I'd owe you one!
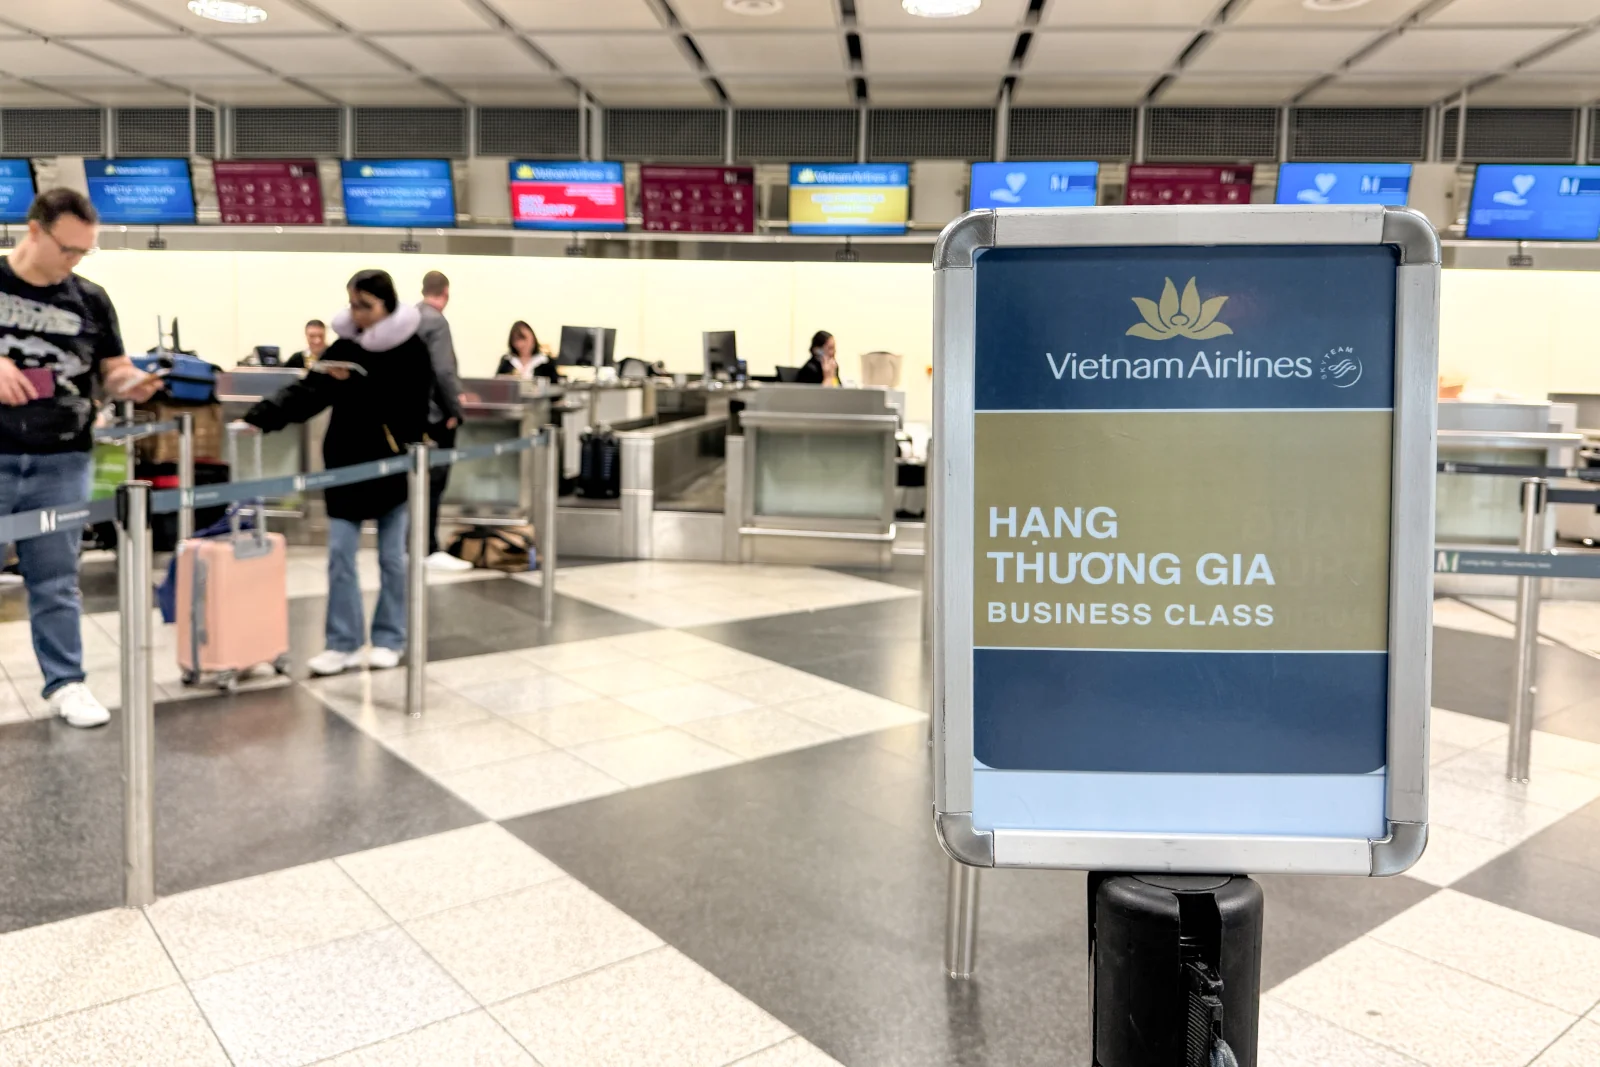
[77,250,938,423]
[1439,269,1600,400]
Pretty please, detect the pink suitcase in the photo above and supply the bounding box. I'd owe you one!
[175,426,291,691]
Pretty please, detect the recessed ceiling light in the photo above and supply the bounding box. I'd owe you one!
[724,0,784,14]
[902,0,982,17]
[1301,0,1373,11]
[186,0,268,25]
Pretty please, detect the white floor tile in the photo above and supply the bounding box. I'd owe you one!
[600,629,727,660]
[147,861,390,981]
[0,985,230,1067]
[1532,730,1600,779]
[769,690,926,736]
[1432,598,1516,639]
[490,946,791,1067]
[1271,936,1575,1067]
[681,707,844,760]
[1429,780,1570,847]
[1368,890,1600,1015]
[1256,996,1424,1067]
[517,637,638,672]
[711,665,844,705]
[0,908,179,1031]
[1403,824,1511,888]
[437,749,624,820]
[567,727,742,787]
[425,652,546,690]
[404,878,662,1005]
[1532,1019,1600,1067]
[616,681,757,725]
[660,645,782,680]
[450,673,598,715]
[308,1010,536,1067]
[1431,707,1509,749]
[730,1037,847,1067]
[380,717,550,776]
[506,697,663,748]
[311,679,492,737]
[188,926,475,1067]
[560,660,696,697]
[335,824,565,923]
[1433,747,1600,814]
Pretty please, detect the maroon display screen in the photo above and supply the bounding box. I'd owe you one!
[213,160,324,225]
[1125,164,1254,206]
[641,165,755,234]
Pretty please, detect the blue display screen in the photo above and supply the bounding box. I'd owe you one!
[85,159,195,224]
[0,160,35,224]
[969,162,1099,209]
[341,159,456,227]
[1468,164,1600,240]
[1275,162,1412,206]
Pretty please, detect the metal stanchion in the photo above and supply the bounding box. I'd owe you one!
[1508,477,1547,783]
[116,481,156,908]
[119,400,136,480]
[176,411,194,544]
[944,858,981,979]
[404,442,429,719]
[539,425,558,625]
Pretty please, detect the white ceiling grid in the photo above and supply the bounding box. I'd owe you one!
[0,0,1590,111]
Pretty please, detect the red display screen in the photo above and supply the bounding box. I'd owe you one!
[213,160,324,225]
[641,165,755,234]
[1124,165,1254,206]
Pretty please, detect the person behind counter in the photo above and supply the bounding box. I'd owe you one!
[496,320,559,381]
[795,330,840,386]
[284,319,328,368]
[243,268,433,677]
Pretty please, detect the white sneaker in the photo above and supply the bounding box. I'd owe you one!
[308,649,363,676]
[426,551,473,573]
[367,646,402,670]
[50,682,110,728]
[0,572,22,589]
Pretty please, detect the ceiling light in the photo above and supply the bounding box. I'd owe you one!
[902,0,982,17]
[725,0,784,14]
[187,0,268,24]
[1301,0,1373,11]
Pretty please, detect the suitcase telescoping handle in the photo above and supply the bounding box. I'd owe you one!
[225,420,268,549]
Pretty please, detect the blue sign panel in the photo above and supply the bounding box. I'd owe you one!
[341,159,456,228]
[0,160,35,224]
[1275,162,1411,206]
[788,163,909,235]
[85,159,195,225]
[1467,164,1600,240]
[970,161,1099,209]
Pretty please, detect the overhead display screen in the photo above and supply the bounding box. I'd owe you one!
[1276,162,1412,206]
[0,160,34,224]
[85,159,196,225]
[1467,164,1600,241]
[213,160,324,225]
[1125,165,1253,206]
[642,165,754,234]
[789,163,909,235]
[340,159,455,228]
[969,161,1099,209]
[509,160,626,231]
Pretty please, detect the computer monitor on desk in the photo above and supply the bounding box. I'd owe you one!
[558,326,617,368]
[703,331,737,380]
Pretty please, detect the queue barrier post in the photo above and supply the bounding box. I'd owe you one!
[944,857,980,980]
[176,411,195,544]
[539,425,559,626]
[1507,477,1548,783]
[119,401,137,480]
[116,481,156,908]
[405,442,429,719]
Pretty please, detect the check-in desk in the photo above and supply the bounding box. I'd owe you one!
[728,385,899,569]
[217,368,325,528]
[1437,400,1578,547]
[443,377,557,527]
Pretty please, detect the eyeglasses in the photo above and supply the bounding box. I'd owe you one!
[43,227,97,258]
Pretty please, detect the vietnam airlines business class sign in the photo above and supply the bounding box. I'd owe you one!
[932,207,1439,876]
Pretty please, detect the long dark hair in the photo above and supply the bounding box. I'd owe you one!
[809,330,832,355]
[508,320,539,356]
[348,269,399,313]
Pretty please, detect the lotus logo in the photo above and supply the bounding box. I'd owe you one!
[1319,346,1362,388]
[1127,277,1232,341]
[796,168,816,184]
[515,164,534,179]
[360,165,374,178]
[104,165,116,176]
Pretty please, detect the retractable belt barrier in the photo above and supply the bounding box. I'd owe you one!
[1436,549,1600,579]
[93,419,180,443]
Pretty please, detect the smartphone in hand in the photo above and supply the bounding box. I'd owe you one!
[20,367,54,399]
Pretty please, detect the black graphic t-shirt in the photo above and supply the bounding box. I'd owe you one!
[0,257,125,453]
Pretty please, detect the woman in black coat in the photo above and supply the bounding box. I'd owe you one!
[245,269,434,677]
[795,329,840,385]
[495,320,559,381]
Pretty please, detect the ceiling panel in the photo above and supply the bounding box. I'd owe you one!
[86,37,262,76]
[1426,0,1600,25]
[1187,29,1379,72]
[1352,28,1570,72]
[1011,77,1149,105]
[1231,0,1421,27]
[130,0,333,34]
[373,33,547,76]
[533,32,698,75]
[224,35,401,76]
[868,77,999,105]
[174,77,328,105]
[586,78,715,105]
[1158,74,1310,104]
[675,0,837,30]
[0,80,87,106]
[1302,75,1470,104]
[1042,0,1214,29]
[1468,75,1600,104]
[1520,31,1600,72]
[1027,30,1191,74]
[305,77,455,105]
[861,31,1016,74]
[312,0,493,33]
[694,32,845,75]
[721,77,853,106]
[445,78,576,105]
[41,77,185,106]
[497,0,663,31]
[0,0,167,35]
[856,0,1029,30]
[0,39,127,77]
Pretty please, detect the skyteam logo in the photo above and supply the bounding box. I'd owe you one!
[1319,346,1362,389]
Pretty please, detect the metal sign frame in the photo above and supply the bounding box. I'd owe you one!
[931,205,1439,876]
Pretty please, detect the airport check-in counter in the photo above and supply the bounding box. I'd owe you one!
[1437,400,1579,548]
[217,367,325,528]
[443,377,558,527]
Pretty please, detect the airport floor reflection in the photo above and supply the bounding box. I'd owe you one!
[1,563,1599,1065]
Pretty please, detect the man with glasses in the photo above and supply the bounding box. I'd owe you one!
[0,188,160,727]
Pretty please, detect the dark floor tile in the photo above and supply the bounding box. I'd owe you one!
[1516,799,1600,876]
[1431,627,1600,736]
[1254,873,1436,988]
[1454,843,1600,940]
[826,560,926,592]
[423,581,655,658]
[790,646,930,710]
[0,685,483,934]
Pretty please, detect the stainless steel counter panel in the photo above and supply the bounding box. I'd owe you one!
[1436,400,1575,550]
[217,367,321,522]
[446,378,546,526]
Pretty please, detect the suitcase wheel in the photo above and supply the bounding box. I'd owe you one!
[272,654,292,676]
[215,671,239,693]
[181,668,200,687]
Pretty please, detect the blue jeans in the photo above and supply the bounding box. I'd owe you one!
[0,451,91,697]
[325,503,407,654]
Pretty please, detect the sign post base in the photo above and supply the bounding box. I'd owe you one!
[1089,873,1262,1067]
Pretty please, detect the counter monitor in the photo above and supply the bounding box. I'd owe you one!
[340,159,456,228]
[1125,164,1253,206]
[1466,163,1600,241]
[969,162,1098,209]
[703,331,737,380]
[1275,162,1412,206]
[214,160,324,225]
[789,164,909,235]
[510,161,626,231]
[558,326,617,368]
[86,159,196,225]
[0,160,35,224]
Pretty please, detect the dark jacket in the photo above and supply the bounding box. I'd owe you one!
[795,354,830,385]
[245,323,432,522]
[496,353,559,381]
